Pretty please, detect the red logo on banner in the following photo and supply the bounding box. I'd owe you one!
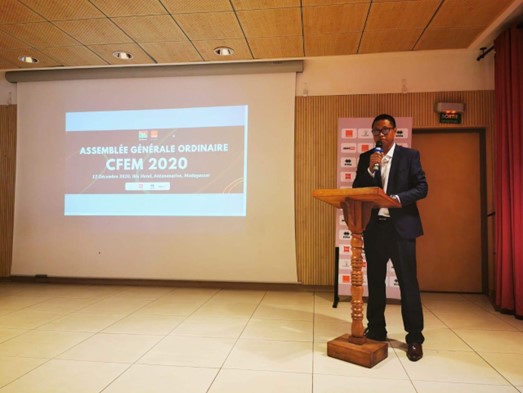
[361,144,371,152]
[343,245,350,253]
[342,275,351,283]
[344,173,352,181]
[344,129,354,138]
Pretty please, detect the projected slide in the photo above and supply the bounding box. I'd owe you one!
[65,105,248,216]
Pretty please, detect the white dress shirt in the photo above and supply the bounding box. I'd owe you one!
[378,143,396,217]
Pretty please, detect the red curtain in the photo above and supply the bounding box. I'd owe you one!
[494,25,523,318]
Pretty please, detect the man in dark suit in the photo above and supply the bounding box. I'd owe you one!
[353,114,428,361]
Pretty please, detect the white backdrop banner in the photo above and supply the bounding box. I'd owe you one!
[336,117,413,299]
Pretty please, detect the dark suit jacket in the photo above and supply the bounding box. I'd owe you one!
[353,144,428,239]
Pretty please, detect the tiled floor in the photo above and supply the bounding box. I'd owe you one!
[0,283,522,392]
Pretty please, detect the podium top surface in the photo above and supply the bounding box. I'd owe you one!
[312,187,401,209]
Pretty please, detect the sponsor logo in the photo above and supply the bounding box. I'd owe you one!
[339,230,351,240]
[138,130,148,140]
[340,171,355,182]
[341,157,355,167]
[358,143,372,153]
[341,143,357,152]
[358,128,373,139]
[341,274,351,284]
[150,130,159,139]
[340,259,351,267]
[396,128,409,138]
[341,128,355,139]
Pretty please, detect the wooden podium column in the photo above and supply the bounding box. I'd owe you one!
[313,187,400,368]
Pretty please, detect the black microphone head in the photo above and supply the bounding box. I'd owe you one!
[376,140,383,148]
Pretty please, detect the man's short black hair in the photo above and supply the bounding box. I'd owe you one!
[372,114,397,128]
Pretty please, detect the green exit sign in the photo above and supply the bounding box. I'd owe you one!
[439,112,462,124]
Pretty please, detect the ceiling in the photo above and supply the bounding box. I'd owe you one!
[0,0,522,72]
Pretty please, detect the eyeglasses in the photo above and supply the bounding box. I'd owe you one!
[371,127,394,136]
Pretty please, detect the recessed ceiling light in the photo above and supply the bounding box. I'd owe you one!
[214,47,234,56]
[18,55,39,64]
[112,51,133,60]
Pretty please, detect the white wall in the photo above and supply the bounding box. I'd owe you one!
[295,49,495,96]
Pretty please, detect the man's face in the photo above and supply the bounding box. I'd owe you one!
[372,119,396,153]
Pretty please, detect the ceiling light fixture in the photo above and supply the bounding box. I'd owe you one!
[112,51,133,60]
[214,47,234,56]
[18,55,39,64]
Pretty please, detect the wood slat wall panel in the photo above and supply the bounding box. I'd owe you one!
[295,91,495,285]
[0,105,16,277]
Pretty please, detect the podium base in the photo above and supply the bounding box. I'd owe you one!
[327,334,388,368]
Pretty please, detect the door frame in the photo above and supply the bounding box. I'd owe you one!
[413,128,488,294]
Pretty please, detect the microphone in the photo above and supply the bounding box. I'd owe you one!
[372,140,383,174]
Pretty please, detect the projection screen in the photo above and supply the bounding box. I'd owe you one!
[12,71,297,283]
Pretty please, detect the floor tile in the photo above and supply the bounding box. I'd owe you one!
[0,296,47,312]
[138,335,236,367]
[77,298,152,315]
[0,310,65,329]
[251,304,313,321]
[389,327,471,351]
[0,359,127,393]
[241,319,313,341]
[22,297,98,313]
[224,339,312,373]
[313,318,351,343]
[208,369,312,393]
[58,333,161,363]
[413,380,518,393]
[0,357,47,388]
[480,352,523,385]
[0,330,92,358]
[170,315,248,338]
[37,312,125,333]
[396,348,508,384]
[102,314,184,335]
[0,328,26,344]
[496,314,523,331]
[191,301,260,319]
[454,329,523,353]
[102,364,218,393]
[135,298,207,316]
[1,284,521,393]
[107,287,175,301]
[313,374,416,393]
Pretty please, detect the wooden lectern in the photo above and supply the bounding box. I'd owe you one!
[312,187,400,368]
